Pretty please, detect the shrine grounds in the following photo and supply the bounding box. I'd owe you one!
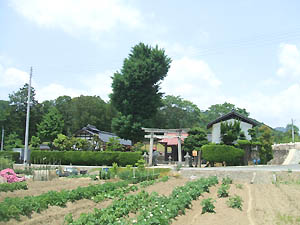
[1,166,300,225]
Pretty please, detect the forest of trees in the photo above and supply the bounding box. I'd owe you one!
[0,43,298,150]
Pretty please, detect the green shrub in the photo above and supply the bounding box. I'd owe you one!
[14,167,34,175]
[236,139,251,146]
[217,184,230,198]
[31,151,142,166]
[0,182,28,192]
[159,176,169,182]
[202,144,244,166]
[135,159,145,171]
[201,198,216,214]
[109,162,119,178]
[222,176,233,185]
[227,195,243,210]
[235,184,243,189]
[99,169,111,180]
[118,168,159,183]
[0,157,14,170]
[0,152,20,164]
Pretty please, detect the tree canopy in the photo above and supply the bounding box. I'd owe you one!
[153,95,203,129]
[37,107,64,142]
[184,127,208,152]
[203,102,249,126]
[111,43,171,143]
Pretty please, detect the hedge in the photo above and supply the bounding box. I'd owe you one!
[30,151,142,166]
[202,144,244,166]
[0,151,20,163]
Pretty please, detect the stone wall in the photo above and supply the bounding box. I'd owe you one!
[268,149,289,165]
[272,142,300,150]
[269,142,300,165]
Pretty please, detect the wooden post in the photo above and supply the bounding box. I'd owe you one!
[197,150,201,168]
[164,144,168,161]
[149,132,154,166]
[177,131,182,164]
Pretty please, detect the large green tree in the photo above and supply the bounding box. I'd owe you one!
[184,127,208,167]
[69,95,114,134]
[111,43,171,143]
[37,107,64,142]
[0,100,9,128]
[6,84,43,140]
[153,95,203,129]
[257,125,273,164]
[184,127,208,152]
[203,102,249,126]
[54,95,73,135]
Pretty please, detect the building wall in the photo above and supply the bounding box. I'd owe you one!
[211,122,221,143]
[211,119,253,143]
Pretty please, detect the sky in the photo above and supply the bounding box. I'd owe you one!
[1,0,300,129]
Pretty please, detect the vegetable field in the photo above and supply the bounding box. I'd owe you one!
[1,172,300,225]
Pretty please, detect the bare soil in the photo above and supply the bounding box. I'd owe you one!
[1,173,300,225]
[172,172,300,225]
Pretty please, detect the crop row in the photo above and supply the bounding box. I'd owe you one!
[65,176,218,225]
[0,182,28,193]
[0,180,130,222]
[92,176,169,203]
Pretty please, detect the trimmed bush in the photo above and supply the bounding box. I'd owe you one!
[31,151,142,166]
[0,157,14,170]
[0,151,20,163]
[202,144,244,166]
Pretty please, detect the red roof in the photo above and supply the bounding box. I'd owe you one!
[159,132,188,146]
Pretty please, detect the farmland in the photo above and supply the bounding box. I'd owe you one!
[0,171,300,225]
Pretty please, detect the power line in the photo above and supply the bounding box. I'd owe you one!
[14,28,300,73]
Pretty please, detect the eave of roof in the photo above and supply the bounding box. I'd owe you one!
[158,132,188,146]
[74,125,132,146]
[207,111,260,129]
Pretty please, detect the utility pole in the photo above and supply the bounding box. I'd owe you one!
[1,126,4,151]
[24,67,32,165]
[291,118,295,143]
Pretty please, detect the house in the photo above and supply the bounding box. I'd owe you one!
[207,111,259,143]
[74,124,132,149]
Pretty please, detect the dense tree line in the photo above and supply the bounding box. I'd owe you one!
[0,43,296,151]
[1,83,295,148]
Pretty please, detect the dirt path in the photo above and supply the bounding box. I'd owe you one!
[252,183,300,225]
[143,177,188,196]
[172,182,249,225]
[2,175,300,225]
[246,183,255,225]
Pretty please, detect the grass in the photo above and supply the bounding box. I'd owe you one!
[235,183,243,189]
[88,167,171,177]
[276,212,300,225]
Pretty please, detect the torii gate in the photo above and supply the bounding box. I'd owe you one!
[142,128,189,166]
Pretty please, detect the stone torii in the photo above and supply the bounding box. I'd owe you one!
[142,128,189,166]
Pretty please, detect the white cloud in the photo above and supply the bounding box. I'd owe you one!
[36,70,114,102]
[81,70,114,101]
[10,0,143,40]
[162,57,223,109]
[277,43,300,79]
[228,83,300,128]
[152,41,198,58]
[0,64,29,88]
[36,83,87,102]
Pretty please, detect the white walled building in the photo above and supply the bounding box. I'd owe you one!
[207,111,259,143]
